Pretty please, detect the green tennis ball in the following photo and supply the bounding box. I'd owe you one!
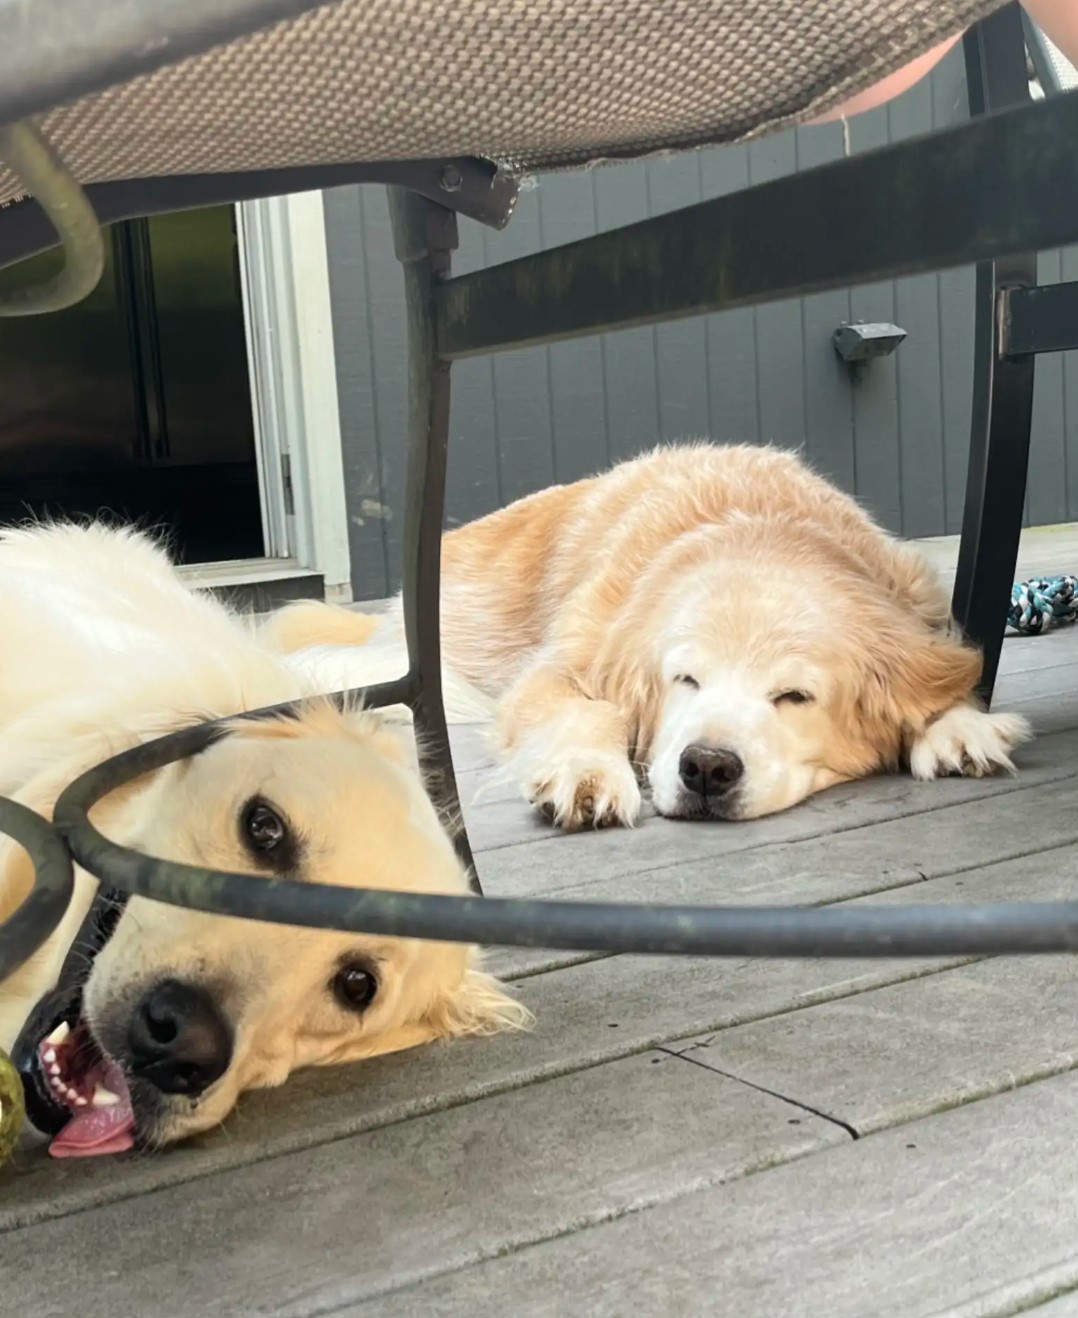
[0,1047,24,1169]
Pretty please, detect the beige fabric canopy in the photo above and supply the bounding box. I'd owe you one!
[0,0,1004,205]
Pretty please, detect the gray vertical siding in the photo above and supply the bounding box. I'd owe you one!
[325,47,1078,600]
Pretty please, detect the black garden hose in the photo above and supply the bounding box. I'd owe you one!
[35,689,1078,960]
[0,797,74,981]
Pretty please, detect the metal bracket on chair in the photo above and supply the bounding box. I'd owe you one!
[390,188,460,269]
[0,155,519,275]
[1002,281,1078,357]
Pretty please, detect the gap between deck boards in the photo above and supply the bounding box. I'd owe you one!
[334,1070,1078,1318]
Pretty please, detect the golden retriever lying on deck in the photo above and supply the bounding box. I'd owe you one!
[0,523,525,1158]
[272,444,1031,830]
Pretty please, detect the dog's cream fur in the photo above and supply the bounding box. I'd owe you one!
[273,444,1032,830]
[0,523,526,1149]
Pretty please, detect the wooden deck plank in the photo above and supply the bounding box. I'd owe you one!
[668,945,1078,1135]
[1,1050,845,1317]
[359,1069,1078,1318]
[995,630,1078,677]
[493,771,1078,911]
[994,692,1078,737]
[1026,1293,1078,1316]
[986,661,1078,705]
[484,769,1078,979]
[0,954,942,1232]
[465,727,1078,891]
[4,843,1074,1230]
[917,522,1078,591]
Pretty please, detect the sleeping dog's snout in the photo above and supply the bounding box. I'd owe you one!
[678,744,744,799]
[127,980,233,1097]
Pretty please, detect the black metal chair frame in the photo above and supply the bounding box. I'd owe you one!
[5,1,1078,983]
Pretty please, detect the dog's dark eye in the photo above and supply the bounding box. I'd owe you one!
[675,674,700,689]
[332,962,379,1013]
[242,799,287,852]
[773,689,814,706]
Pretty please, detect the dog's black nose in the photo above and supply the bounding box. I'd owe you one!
[127,980,232,1097]
[678,745,744,797]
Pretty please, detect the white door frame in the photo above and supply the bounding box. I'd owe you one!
[235,191,353,602]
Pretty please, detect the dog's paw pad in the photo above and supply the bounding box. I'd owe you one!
[909,707,1033,781]
[526,756,641,831]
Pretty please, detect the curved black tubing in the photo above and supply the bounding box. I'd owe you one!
[0,798,75,980]
[39,697,1078,960]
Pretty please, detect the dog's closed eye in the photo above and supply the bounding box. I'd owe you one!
[674,673,700,689]
[771,689,814,706]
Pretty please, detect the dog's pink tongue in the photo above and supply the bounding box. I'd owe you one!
[49,1106,135,1158]
[48,1061,135,1159]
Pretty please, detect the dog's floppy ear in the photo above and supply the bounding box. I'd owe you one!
[425,966,534,1040]
[855,620,982,766]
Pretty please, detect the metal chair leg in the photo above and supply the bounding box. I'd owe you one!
[388,187,481,893]
[951,3,1037,703]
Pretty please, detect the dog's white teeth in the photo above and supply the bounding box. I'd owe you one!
[44,1021,71,1046]
[91,1085,121,1108]
[49,1064,61,1077]
[43,1048,56,1065]
[65,1086,79,1104]
[74,1095,88,1107]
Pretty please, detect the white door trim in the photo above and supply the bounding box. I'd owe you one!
[236,191,352,601]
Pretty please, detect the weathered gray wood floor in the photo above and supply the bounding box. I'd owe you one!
[6,609,1078,1316]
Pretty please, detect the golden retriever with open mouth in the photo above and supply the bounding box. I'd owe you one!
[0,523,526,1157]
[272,443,1032,831]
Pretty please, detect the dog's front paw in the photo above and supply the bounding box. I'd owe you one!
[524,753,642,831]
[909,705,1032,780]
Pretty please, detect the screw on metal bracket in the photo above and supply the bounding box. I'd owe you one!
[439,164,463,194]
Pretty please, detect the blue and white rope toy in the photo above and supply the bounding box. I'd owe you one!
[1008,575,1078,634]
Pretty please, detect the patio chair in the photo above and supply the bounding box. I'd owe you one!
[4,0,1078,1004]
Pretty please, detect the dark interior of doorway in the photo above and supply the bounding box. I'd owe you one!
[0,206,263,564]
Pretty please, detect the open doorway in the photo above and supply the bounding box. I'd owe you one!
[0,206,263,564]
